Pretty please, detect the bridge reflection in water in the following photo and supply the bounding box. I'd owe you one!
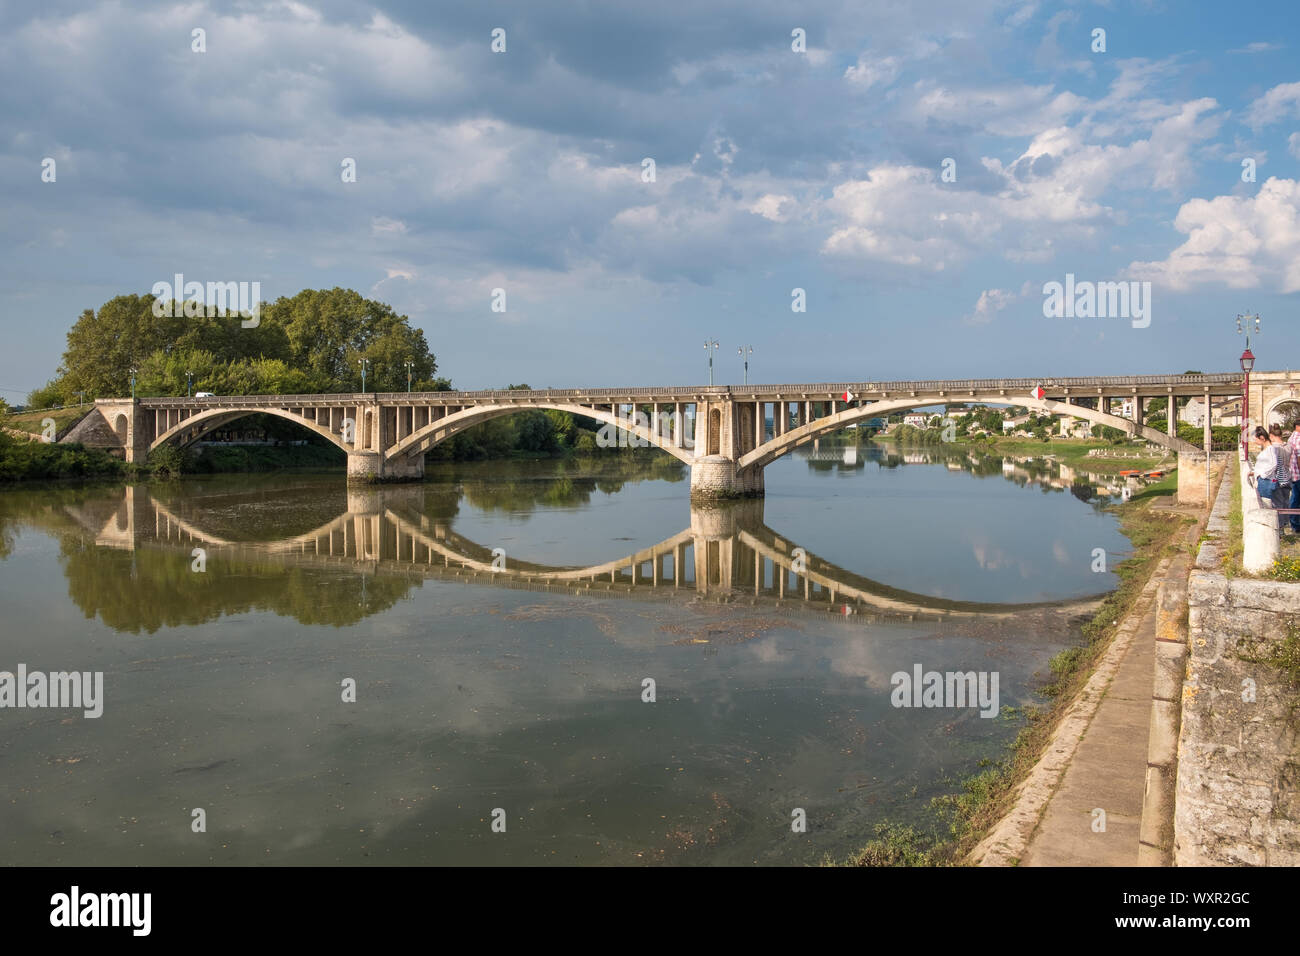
[83,483,1106,625]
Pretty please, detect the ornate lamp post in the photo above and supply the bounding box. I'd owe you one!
[359,357,370,394]
[404,361,414,393]
[704,340,719,386]
[186,370,193,398]
[738,345,753,386]
[1237,313,1260,457]
[130,367,138,402]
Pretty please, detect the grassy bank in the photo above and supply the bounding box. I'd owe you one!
[1,405,92,438]
[834,488,1195,867]
[0,431,133,482]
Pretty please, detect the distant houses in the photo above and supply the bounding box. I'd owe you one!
[1180,397,1242,428]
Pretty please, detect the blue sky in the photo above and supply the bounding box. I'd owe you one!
[1,0,1298,396]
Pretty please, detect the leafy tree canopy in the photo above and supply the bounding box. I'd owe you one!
[32,287,440,405]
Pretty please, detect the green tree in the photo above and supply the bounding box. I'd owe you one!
[60,294,184,398]
[264,288,436,392]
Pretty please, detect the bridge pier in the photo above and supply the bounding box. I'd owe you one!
[690,455,764,499]
[347,451,425,483]
[1177,451,1227,507]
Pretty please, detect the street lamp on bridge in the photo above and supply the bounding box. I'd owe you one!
[738,345,753,386]
[359,358,370,394]
[704,340,719,386]
[186,370,193,398]
[404,361,414,393]
[130,367,137,402]
[1237,313,1260,457]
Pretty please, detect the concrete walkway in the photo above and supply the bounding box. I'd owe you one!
[1019,600,1158,865]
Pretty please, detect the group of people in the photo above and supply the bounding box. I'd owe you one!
[1249,422,1300,533]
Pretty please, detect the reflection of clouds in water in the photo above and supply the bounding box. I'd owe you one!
[970,536,1034,578]
[823,635,891,687]
[745,633,790,665]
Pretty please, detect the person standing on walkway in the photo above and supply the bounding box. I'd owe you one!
[1270,425,1295,527]
[1251,427,1285,510]
[1287,421,1300,531]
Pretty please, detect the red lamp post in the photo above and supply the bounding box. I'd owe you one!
[1241,347,1255,458]
[1238,313,1260,459]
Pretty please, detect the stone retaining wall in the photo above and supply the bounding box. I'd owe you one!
[1177,469,1300,865]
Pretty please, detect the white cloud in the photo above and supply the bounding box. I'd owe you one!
[749,193,796,222]
[965,282,1033,325]
[1128,177,1300,293]
[1228,41,1283,54]
[844,54,901,90]
[371,217,408,236]
[821,95,1222,270]
[1004,2,1039,28]
[1245,82,1300,129]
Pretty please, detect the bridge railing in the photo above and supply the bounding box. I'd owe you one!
[133,372,1244,406]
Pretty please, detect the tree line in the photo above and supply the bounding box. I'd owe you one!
[17,288,675,464]
[26,287,444,406]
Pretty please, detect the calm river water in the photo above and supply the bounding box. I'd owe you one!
[0,445,1134,865]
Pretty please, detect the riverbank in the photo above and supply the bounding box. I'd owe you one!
[0,428,682,487]
[836,474,1197,866]
[871,433,1172,475]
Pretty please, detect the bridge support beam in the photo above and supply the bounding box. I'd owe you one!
[690,455,764,499]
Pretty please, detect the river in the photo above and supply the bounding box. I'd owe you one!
[0,444,1135,865]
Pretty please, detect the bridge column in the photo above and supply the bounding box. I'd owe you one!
[347,448,425,484]
[1168,397,1178,438]
[1204,393,1213,453]
[690,456,764,499]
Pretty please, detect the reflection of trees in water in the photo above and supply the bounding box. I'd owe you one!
[58,538,414,633]
[453,457,685,514]
[0,484,116,559]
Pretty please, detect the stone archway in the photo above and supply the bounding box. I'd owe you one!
[114,413,129,445]
[1267,399,1300,429]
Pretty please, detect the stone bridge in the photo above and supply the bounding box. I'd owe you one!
[64,372,1252,498]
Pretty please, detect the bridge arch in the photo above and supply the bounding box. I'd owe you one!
[387,402,696,466]
[150,406,352,453]
[738,395,1197,471]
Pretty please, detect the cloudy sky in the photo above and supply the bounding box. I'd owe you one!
[2,0,1298,396]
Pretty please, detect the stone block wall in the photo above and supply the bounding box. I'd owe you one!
[1177,570,1300,865]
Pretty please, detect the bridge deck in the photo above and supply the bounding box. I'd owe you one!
[133,372,1243,407]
